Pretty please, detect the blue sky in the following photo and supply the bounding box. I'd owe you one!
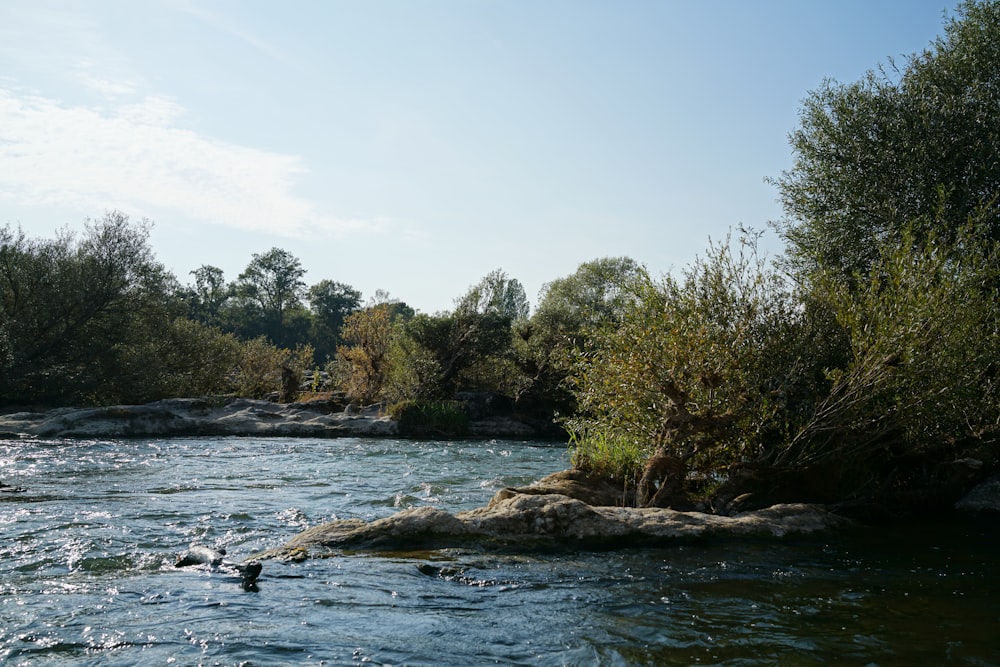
[0,0,961,314]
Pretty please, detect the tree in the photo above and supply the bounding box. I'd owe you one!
[455,268,529,321]
[232,248,306,346]
[337,305,394,404]
[187,265,231,327]
[228,337,315,401]
[390,271,527,400]
[516,257,648,417]
[0,212,177,404]
[777,222,1000,474]
[566,236,816,499]
[773,0,1000,279]
[307,279,361,361]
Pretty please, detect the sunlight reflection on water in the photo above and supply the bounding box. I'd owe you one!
[0,436,997,666]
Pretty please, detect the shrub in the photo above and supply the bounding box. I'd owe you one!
[777,222,1000,475]
[390,400,470,437]
[567,230,822,482]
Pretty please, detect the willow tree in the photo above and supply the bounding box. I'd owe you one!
[773,0,1000,279]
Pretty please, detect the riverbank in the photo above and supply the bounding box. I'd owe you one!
[0,397,541,440]
[4,400,996,557]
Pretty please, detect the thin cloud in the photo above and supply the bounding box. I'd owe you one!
[171,0,292,66]
[0,87,377,237]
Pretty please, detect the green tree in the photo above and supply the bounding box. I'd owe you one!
[778,222,1000,476]
[567,235,816,498]
[232,248,306,346]
[773,0,1000,279]
[113,317,243,402]
[308,279,361,361]
[391,271,527,400]
[0,212,178,404]
[516,257,647,418]
[187,265,231,327]
[455,268,529,321]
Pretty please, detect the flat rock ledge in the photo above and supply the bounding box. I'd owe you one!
[0,398,547,440]
[255,492,848,559]
[0,398,397,439]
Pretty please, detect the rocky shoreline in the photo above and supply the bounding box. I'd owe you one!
[0,397,540,440]
[251,467,1000,560]
[4,399,997,557]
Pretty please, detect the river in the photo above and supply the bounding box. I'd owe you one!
[0,436,997,666]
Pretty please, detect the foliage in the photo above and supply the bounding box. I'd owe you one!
[0,212,182,404]
[228,337,314,400]
[773,0,1000,278]
[113,318,243,402]
[516,257,647,417]
[777,222,1000,475]
[231,247,307,347]
[186,265,231,328]
[568,428,648,486]
[389,399,470,437]
[337,305,395,404]
[389,270,528,401]
[567,232,825,488]
[307,279,361,361]
[455,268,529,321]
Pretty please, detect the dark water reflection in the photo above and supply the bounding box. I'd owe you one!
[1,436,997,666]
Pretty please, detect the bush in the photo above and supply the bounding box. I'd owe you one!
[569,223,1000,509]
[777,222,1000,475]
[569,428,648,486]
[228,338,314,401]
[567,230,822,486]
[390,400,470,437]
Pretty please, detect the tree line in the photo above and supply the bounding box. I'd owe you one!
[0,210,639,423]
[3,0,999,512]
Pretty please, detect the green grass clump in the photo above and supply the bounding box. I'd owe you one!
[569,429,649,486]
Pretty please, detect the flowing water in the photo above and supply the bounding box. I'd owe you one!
[0,436,997,666]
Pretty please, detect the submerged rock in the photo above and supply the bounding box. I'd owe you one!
[255,491,848,559]
[175,544,262,590]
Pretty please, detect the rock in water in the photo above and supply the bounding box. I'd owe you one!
[175,545,227,567]
[175,545,262,590]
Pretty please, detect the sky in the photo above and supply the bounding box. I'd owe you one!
[0,0,963,314]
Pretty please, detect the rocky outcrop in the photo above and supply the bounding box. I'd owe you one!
[255,490,848,559]
[0,397,553,440]
[493,468,631,507]
[0,398,397,439]
[956,473,1000,512]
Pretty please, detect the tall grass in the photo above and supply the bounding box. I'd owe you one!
[569,429,650,486]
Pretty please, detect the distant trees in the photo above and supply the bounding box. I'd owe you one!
[515,257,647,418]
[308,280,362,362]
[390,270,528,401]
[231,248,307,347]
[0,212,237,404]
[0,214,372,405]
[187,265,230,328]
[182,256,365,367]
